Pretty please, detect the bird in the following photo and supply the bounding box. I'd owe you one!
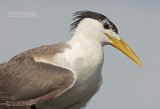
[0,10,142,109]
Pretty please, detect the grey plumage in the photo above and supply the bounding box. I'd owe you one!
[0,42,75,106]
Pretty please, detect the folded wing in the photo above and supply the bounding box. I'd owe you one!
[0,55,75,106]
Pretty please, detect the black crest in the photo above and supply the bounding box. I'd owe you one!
[70,10,118,34]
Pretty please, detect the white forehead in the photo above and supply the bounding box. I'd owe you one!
[105,29,120,40]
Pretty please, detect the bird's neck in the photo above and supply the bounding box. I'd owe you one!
[67,33,104,72]
[69,31,103,50]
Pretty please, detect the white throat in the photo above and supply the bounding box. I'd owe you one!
[66,31,104,80]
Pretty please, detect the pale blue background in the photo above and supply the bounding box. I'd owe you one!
[0,0,160,109]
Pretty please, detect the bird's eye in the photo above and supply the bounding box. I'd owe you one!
[103,23,109,29]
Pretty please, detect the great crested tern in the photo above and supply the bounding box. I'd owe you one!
[0,11,142,109]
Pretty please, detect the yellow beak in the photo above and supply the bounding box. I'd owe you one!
[106,34,143,67]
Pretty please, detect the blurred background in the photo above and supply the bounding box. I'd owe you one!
[0,0,160,109]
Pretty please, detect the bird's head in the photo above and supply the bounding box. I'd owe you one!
[71,11,142,67]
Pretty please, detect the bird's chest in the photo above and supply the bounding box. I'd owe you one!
[73,55,103,83]
[46,56,103,109]
[46,45,104,108]
[67,49,104,99]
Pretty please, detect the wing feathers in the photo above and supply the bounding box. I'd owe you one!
[0,45,76,106]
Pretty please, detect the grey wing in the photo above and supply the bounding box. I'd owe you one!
[0,57,76,106]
